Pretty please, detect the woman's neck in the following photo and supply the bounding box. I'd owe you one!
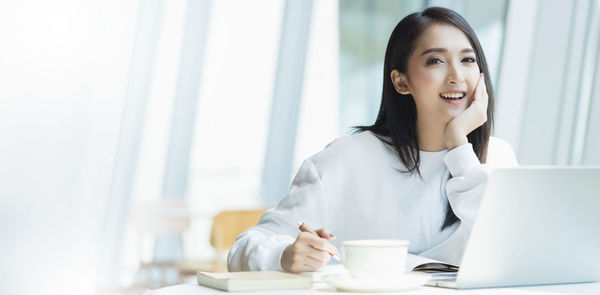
[416,118,447,152]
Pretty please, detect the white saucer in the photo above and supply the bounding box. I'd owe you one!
[322,273,431,292]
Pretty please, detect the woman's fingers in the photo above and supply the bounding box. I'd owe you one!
[478,74,488,104]
[285,239,329,271]
[307,248,332,262]
[474,73,482,100]
[477,74,488,122]
[467,73,488,125]
[282,229,338,273]
[300,233,335,259]
[308,235,338,256]
[298,232,337,255]
[294,242,330,262]
[315,228,336,240]
[471,73,483,105]
[481,74,489,109]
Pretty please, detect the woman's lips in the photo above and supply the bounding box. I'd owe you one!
[439,91,466,105]
[441,96,464,105]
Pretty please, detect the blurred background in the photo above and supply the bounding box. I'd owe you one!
[1,0,599,294]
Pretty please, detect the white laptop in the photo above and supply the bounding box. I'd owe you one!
[428,167,600,289]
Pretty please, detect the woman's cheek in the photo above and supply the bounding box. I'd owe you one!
[413,66,439,82]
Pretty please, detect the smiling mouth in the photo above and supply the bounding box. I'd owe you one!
[439,92,466,100]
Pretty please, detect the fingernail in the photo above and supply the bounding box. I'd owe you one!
[329,233,335,237]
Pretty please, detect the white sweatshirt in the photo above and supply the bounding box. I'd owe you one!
[227,131,518,271]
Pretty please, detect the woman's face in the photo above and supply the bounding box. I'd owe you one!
[398,23,481,125]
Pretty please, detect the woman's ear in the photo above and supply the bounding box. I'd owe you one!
[390,70,411,95]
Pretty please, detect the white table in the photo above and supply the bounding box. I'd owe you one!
[150,281,600,294]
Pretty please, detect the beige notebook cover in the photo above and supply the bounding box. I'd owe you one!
[197,271,312,292]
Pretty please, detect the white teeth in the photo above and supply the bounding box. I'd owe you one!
[440,93,465,99]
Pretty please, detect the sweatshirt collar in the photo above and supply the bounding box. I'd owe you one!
[371,131,447,164]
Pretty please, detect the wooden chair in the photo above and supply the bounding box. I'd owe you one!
[176,208,268,275]
[209,209,268,252]
[132,202,268,287]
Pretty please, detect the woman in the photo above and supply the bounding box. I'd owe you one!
[227,7,517,273]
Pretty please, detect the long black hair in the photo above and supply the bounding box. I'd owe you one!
[354,7,494,231]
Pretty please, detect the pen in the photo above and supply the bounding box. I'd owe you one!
[298,221,342,261]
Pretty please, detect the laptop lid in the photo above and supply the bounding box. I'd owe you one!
[456,167,600,289]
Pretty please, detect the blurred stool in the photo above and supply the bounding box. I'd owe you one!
[131,200,191,288]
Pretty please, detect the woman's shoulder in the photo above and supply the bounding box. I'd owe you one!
[325,130,382,149]
[487,136,518,167]
[308,130,387,165]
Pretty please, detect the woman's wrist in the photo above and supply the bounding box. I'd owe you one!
[446,135,468,150]
[444,125,468,150]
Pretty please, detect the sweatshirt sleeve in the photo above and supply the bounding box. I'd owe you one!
[227,159,329,271]
[419,140,518,265]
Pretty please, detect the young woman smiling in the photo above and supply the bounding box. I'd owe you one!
[228,7,518,273]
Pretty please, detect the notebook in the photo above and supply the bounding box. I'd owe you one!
[196,271,312,292]
[407,255,459,287]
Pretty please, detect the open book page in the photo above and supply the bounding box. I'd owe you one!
[406,253,442,271]
[297,255,455,283]
[406,253,459,273]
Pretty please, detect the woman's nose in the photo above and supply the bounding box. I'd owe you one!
[446,64,465,85]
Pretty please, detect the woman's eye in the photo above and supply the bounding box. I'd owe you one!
[462,57,476,63]
[426,58,442,65]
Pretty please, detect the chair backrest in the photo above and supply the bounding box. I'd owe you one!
[209,208,268,251]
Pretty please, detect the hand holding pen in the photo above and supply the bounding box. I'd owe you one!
[298,222,342,261]
[280,221,340,273]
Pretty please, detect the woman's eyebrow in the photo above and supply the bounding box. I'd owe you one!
[420,48,474,56]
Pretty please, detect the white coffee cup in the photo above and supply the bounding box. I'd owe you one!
[341,239,410,280]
